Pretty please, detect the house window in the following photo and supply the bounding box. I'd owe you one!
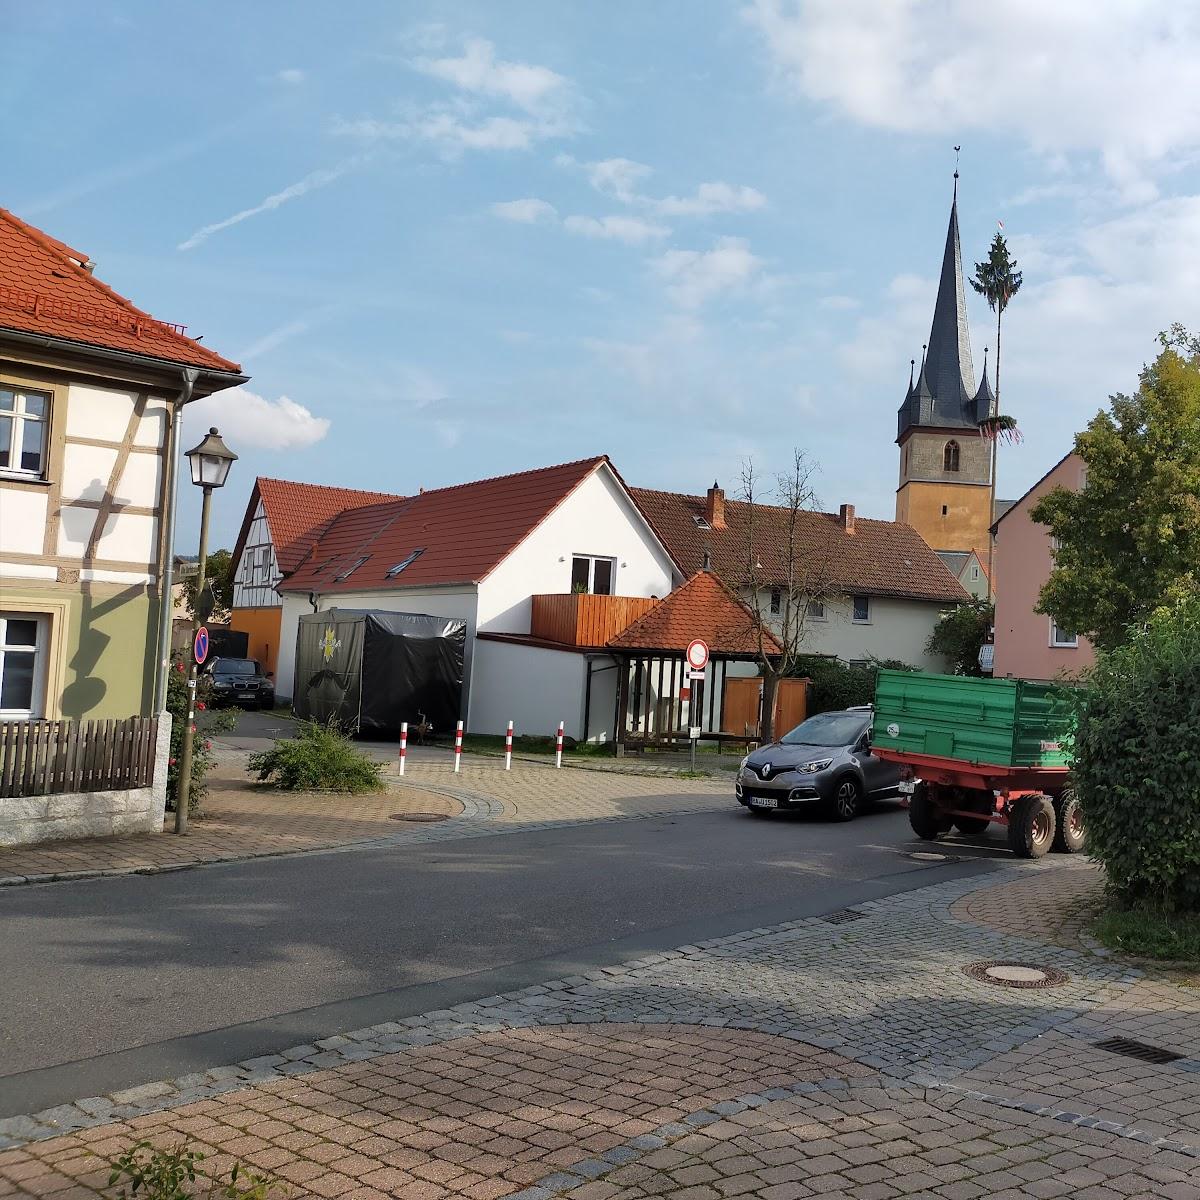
[769,587,781,614]
[941,504,949,516]
[943,440,960,472]
[970,565,980,581]
[257,547,271,579]
[0,389,50,477]
[852,595,871,623]
[1050,619,1078,648]
[806,599,826,620]
[571,554,615,595]
[0,613,46,718]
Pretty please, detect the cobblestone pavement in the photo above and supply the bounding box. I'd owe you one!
[0,756,729,887]
[3,859,1198,1198]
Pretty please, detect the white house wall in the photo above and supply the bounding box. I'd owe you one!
[470,639,594,740]
[477,465,676,632]
[232,499,282,609]
[0,489,48,556]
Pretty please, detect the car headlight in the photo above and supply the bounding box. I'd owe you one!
[739,755,749,769]
[801,758,833,773]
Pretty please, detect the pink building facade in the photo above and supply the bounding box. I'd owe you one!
[992,452,1096,681]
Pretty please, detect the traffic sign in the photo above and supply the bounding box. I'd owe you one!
[685,638,709,672]
[194,625,210,665]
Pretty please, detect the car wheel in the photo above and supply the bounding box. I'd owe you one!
[826,776,861,822]
[1007,794,1056,859]
[1052,791,1086,853]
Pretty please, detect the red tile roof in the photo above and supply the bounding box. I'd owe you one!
[234,478,407,577]
[282,457,611,594]
[630,488,968,604]
[609,571,782,656]
[0,207,240,373]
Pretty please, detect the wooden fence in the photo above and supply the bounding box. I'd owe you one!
[0,716,159,799]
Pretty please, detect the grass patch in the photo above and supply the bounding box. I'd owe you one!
[1092,907,1200,962]
[248,721,384,793]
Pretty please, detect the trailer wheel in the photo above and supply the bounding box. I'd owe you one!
[953,815,991,835]
[909,785,950,840]
[1052,792,1086,853]
[1007,794,1055,859]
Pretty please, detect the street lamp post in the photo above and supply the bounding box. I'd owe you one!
[175,427,237,834]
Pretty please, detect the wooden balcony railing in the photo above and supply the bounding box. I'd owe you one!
[531,593,657,647]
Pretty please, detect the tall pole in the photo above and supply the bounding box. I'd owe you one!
[987,307,1001,604]
[174,486,212,833]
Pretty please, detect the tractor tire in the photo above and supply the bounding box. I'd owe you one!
[1007,794,1056,859]
[909,785,950,841]
[953,815,992,835]
[1052,792,1086,853]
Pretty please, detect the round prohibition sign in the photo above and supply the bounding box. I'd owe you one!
[686,638,710,672]
[194,625,210,666]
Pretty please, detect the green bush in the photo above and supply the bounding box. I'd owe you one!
[1071,594,1200,912]
[248,721,384,793]
[926,599,994,675]
[104,1140,282,1199]
[793,655,916,715]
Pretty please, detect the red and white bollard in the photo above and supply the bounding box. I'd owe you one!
[399,721,408,776]
[555,720,564,769]
[505,720,513,771]
[454,719,463,773]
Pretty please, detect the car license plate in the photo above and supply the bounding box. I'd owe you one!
[898,780,916,795]
[749,796,777,809]
[238,692,255,700]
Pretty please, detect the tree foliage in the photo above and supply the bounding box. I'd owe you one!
[165,653,235,814]
[1069,593,1200,912]
[183,549,234,622]
[793,655,916,714]
[970,233,1023,317]
[926,599,994,676]
[1031,329,1200,651]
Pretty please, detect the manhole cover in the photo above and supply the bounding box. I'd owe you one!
[388,812,449,823]
[963,960,1069,989]
[909,851,957,862]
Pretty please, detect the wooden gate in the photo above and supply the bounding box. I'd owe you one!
[720,677,808,739]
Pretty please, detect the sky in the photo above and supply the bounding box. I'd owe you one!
[4,1,1199,549]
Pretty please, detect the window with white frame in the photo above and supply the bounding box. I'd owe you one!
[970,565,980,581]
[257,546,271,580]
[571,554,615,595]
[0,388,50,477]
[0,613,47,718]
[852,594,871,622]
[1050,618,1078,648]
[806,599,826,620]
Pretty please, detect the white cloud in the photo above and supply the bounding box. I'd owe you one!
[651,236,765,307]
[654,181,767,216]
[743,0,1200,196]
[582,157,654,202]
[276,68,305,85]
[177,160,358,250]
[236,317,315,362]
[413,37,567,113]
[491,197,558,223]
[819,294,860,311]
[186,388,330,450]
[563,214,670,244]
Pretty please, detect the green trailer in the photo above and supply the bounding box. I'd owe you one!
[871,670,1083,859]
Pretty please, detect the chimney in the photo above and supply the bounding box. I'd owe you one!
[705,481,726,530]
[839,503,856,535]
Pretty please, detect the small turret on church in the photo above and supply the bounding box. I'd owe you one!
[895,179,996,554]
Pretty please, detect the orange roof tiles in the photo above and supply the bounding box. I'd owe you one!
[0,207,240,372]
[631,488,968,604]
[282,457,610,594]
[609,571,782,656]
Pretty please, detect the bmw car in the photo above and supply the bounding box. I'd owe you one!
[207,657,275,710]
[735,707,902,821]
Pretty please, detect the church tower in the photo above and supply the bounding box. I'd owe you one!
[895,179,995,553]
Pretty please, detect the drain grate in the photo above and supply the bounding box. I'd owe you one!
[388,811,450,823]
[822,908,868,925]
[1094,1037,1184,1065]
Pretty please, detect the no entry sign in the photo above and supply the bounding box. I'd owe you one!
[194,625,210,665]
[686,638,709,672]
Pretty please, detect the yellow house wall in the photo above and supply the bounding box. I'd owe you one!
[230,607,284,678]
[896,482,993,553]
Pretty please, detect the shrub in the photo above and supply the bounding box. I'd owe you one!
[248,721,384,793]
[926,599,994,675]
[104,1140,282,1199]
[166,654,236,815]
[1070,594,1200,912]
[793,656,916,715]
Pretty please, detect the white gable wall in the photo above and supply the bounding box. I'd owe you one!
[232,499,282,609]
[477,465,675,633]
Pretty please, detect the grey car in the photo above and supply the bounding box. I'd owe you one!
[735,707,902,821]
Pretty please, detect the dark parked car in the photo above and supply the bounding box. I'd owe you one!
[207,657,275,710]
[735,707,902,821]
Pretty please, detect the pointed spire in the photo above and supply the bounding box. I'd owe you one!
[906,357,915,400]
[914,344,932,398]
[923,178,976,417]
[973,344,995,419]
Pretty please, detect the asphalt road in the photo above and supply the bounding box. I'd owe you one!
[0,803,1005,1116]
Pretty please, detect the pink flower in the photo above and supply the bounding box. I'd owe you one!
[169,758,177,766]
[191,724,197,733]
[197,702,206,711]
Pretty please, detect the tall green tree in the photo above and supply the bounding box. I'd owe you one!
[970,232,1023,600]
[925,598,994,676]
[1031,326,1200,651]
[182,548,234,622]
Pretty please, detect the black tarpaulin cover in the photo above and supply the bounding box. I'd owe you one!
[294,609,465,735]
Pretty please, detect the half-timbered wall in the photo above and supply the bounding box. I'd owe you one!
[232,499,282,609]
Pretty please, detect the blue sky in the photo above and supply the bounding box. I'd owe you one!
[5,2,1198,547]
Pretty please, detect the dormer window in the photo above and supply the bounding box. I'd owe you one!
[692,514,711,530]
[387,548,426,578]
[943,440,960,472]
[333,555,369,582]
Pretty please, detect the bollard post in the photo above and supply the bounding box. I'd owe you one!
[555,721,564,769]
[505,720,513,771]
[399,721,408,776]
[454,719,463,773]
